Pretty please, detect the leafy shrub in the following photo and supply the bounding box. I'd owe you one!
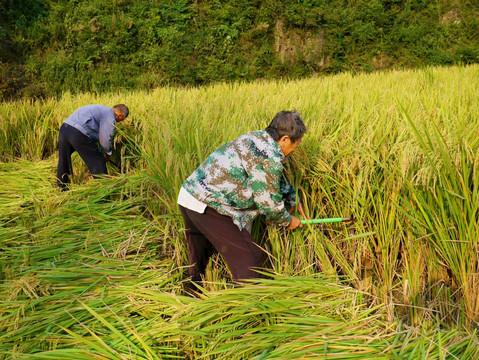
[0,0,478,99]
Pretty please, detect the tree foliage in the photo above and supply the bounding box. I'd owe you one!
[1,0,478,99]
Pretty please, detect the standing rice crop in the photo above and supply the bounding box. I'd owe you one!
[1,65,479,357]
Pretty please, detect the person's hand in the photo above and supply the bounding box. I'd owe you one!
[104,153,111,162]
[287,215,303,230]
[289,203,306,217]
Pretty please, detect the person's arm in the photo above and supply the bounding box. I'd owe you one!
[280,176,305,218]
[98,112,116,155]
[280,176,298,207]
[251,159,302,229]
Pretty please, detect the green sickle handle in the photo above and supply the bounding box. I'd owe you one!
[300,217,354,224]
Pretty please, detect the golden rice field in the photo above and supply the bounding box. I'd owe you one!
[1,65,479,359]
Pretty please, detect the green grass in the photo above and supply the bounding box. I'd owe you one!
[1,65,479,358]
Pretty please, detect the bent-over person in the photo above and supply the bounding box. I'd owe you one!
[177,110,307,286]
[56,104,129,190]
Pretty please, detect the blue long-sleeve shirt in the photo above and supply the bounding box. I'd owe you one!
[64,105,117,155]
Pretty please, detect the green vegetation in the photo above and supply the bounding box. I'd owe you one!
[1,65,479,357]
[1,0,478,99]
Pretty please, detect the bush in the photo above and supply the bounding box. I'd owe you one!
[1,0,478,99]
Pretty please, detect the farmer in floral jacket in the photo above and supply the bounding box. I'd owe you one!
[177,111,307,284]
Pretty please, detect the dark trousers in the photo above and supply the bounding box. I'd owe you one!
[179,205,265,282]
[57,123,107,189]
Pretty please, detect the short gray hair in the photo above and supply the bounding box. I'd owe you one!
[265,111,306,142]
[113,104,129,118]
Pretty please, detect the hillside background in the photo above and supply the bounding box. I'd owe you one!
[1,0,478,100]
